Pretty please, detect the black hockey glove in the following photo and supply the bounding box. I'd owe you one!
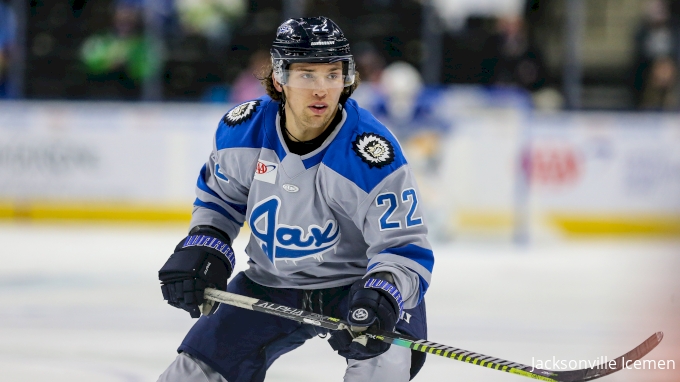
[343,273,403,359]
[158,226,235,318]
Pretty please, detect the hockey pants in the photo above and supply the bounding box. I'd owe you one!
[160,272,427,382]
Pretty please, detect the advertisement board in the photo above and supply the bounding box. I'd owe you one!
[0,101,226,221]
[0,99,678,237]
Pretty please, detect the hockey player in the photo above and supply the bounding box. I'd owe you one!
[157,16,434,382]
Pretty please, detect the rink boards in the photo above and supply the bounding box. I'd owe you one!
[0,96,679,239]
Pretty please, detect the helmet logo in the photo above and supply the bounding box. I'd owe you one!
[277,25,294,36]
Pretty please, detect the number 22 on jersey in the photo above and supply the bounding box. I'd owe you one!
[376,188,423,231]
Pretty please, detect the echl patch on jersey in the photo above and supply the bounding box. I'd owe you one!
[352,132,395,168]
[223,100,260,127]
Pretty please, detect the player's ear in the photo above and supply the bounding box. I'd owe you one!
[272,74,283,92]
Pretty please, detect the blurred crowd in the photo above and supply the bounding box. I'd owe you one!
[79,0,161,99]
[632,0,680,110]
[0,0,17,97]
[0,0,679,111]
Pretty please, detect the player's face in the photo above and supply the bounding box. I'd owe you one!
[274,62,344,136]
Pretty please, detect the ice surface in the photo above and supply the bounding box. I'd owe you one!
[0,223,678,381]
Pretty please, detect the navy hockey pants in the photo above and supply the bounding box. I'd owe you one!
[178,272,427,382]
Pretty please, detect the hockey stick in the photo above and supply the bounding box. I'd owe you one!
[204,288,662,382]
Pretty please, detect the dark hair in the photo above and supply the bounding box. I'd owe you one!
[257,63,361,104]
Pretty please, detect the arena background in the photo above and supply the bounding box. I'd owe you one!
[0,1,678,381]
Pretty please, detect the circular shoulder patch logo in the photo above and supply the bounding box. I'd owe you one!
[223,100,260,127]
[352,132,395,168]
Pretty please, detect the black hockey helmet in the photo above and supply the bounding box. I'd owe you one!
[271,16,355,88]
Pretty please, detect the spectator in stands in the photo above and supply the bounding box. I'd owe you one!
[476,14,565,110]
[80,0,162,99]
[175,0,246,43]
[228,49,269,103]
[0,0,17,98]
[632,0,680,109]
[348,42,386,108]
[640,55,678,109]
[483,15,546,91]
[355,43,386,86]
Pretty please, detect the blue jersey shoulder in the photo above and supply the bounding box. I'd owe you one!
[215,96,280,153]
[323,98,408,194]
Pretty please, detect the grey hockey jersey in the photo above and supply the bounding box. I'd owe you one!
[190,96,434,309]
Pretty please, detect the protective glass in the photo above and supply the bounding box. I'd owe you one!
[280,69,349,89]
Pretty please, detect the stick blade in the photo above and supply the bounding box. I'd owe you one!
[552,332,664,382]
